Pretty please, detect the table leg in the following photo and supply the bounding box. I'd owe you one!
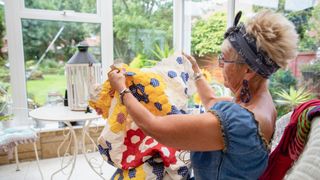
[51,121,77,180]
[82,119,105,179]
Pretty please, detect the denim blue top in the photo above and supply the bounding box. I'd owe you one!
[191,101,268,180]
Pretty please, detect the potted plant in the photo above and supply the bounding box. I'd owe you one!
[300,61,320,81]
[275,86,314,111]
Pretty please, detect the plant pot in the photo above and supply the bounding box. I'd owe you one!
[301,71,314,80]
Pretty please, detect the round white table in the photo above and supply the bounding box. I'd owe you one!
[29,105,104,180]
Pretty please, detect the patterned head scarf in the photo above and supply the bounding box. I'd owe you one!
[224,11,280,79]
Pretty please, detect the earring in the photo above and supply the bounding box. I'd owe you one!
[240,79,251,103]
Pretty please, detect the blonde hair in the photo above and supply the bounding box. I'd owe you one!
[222,10,298,69]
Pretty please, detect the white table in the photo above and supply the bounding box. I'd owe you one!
[29,105,104,180]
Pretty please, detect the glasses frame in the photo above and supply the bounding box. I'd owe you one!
[218,54,246,65]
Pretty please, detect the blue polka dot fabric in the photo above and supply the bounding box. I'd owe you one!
[176,56,183,64]
[168,71,177,78]
[150,78,160,87]
[180,72,189,84]
[154,102,162,111]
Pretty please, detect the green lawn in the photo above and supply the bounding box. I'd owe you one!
[27,74,66,106]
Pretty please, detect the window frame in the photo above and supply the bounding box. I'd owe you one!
[4,0,235,125]
[4,0,113,124]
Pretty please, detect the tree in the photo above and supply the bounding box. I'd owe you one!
[22,0,99,62]
[113,0,173,63]
[305,4,320,50]
[191,12,227,57]
[0,5,5,64]
[253,0,319,52]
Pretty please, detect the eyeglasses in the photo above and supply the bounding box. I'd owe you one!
[218,54,246,66]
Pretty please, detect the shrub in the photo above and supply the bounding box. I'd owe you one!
[269,69,297,117]
[191,12,227,57]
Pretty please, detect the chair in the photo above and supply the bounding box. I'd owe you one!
[0,127,43,179]
[271,112,320,179]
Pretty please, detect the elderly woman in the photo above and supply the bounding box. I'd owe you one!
[108,10,298,179]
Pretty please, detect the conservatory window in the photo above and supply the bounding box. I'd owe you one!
[112,0,174,67]
[5,0,112,126]
[22,20,101,107]
[24,0,98,14]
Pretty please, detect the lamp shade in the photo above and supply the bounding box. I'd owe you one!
[65,42,101,111]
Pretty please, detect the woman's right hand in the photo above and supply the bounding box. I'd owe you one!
[182,52,201,73]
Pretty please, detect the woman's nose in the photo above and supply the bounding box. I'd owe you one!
[218,59,224,68]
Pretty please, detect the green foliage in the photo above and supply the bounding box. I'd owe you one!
[26,74,66,105]
[275,86,313,109]
[151,43,174,60]
[191,12,227,57]
[304,4,320,51]
[252,0,319,52]
[25,0,96,14]
[0,115,12,121]
[0,67,9,83]
[0,5,8,86]
[269,69,297,117]
[38,59,65,75]
[129,54,158,68]
[113,0,173,61]
[0,6,5,60]
[22,20,99,62]
[300,61,320,73]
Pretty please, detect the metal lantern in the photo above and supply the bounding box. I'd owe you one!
[65,42,101,111]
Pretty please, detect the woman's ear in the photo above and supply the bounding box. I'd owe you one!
[244,67,256,80]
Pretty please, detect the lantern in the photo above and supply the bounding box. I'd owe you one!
[65,42,101,111]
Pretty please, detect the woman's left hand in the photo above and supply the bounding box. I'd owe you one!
[108,66,126,92]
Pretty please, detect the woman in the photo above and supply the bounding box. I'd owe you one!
[107,10,298,179]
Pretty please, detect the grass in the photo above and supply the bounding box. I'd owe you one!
[27,74,66,106]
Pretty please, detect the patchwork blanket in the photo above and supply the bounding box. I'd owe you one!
[89,54,195,179]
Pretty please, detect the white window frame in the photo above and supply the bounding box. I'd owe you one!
[181,0,235,54]
[4,0,113,125]
[173,0,184,52]
[4,0,232,125]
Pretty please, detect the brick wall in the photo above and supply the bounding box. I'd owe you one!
[0,126,104,165]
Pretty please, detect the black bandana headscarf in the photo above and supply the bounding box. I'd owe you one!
[224,11,280,79]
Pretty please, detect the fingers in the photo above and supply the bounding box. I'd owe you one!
[108,65,121,77]
[108,67,125,79]
[182,52,195,62]
[109,65,121,73]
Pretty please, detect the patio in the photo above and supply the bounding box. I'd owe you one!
[0,152,116,180]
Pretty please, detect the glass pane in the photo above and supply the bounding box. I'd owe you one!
[24,0,97,14]
[184,0,228,97]
[236,0,320,117]
[22,19,101,107]
[183,0,229,110]
[113,0,173,67]
[0,2,12,126]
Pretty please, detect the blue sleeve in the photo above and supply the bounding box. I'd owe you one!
[209,101,265,154]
